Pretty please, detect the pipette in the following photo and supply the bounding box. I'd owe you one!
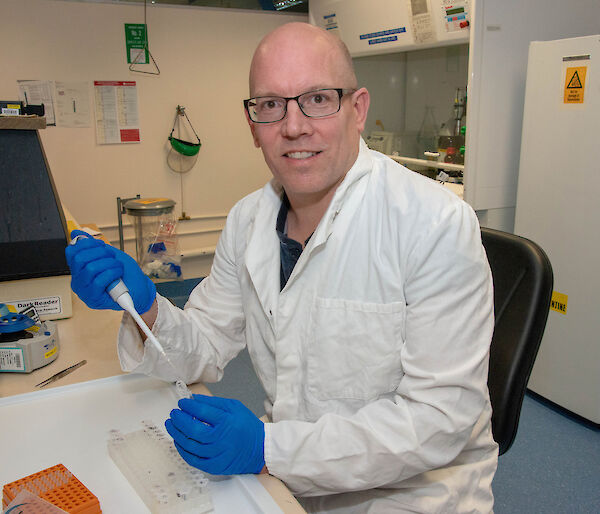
[70,234,192,398]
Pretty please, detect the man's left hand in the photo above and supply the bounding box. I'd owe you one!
[165,394,265,475]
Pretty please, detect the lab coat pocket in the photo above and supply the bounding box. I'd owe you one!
[307,297,405,401]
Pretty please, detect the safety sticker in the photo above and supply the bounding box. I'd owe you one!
[564,66,587,104]
[45,346,58,359]
[550,291,568,315]
[1,104,21,115]
[322,13,338,32]
[0,348,25,372]
[124,23,149,64]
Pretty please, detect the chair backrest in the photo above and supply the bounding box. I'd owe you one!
[481,227,553,455]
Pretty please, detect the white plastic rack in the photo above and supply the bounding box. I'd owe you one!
[107,420,213,514]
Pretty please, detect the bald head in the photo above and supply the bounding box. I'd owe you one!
[249,22,357,96]
[244,22,370,207]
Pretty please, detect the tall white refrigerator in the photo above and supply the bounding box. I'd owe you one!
[514,34,600,423]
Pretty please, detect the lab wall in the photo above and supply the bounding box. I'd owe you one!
[0,0,305,278]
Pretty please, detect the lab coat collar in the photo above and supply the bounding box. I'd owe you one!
[244,182,282,329]
[265,137,372,205]
[281,138,372,290]
[244,138,373,312]
[305,137,373,248]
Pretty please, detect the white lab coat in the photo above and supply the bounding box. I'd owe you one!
[118,139,498,513]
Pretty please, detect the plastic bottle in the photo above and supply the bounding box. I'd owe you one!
[417,106,439,157]
[437,123,452,162]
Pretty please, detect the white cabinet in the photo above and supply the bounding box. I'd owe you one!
[514,35,600,423]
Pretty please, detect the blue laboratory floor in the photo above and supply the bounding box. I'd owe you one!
[493,393,599,513]
[156,279,600,513]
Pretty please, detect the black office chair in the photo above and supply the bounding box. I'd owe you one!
[481,227,553,455]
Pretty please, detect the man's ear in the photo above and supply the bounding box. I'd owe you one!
[352,87,370,133]
[244,108,261,148]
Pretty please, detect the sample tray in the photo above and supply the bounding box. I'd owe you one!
[0,374,282,513]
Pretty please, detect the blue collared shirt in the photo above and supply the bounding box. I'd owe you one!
[276,193,312,291]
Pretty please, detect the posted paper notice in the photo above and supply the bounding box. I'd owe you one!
[94,80,140,144]
[54,81,91,128]
[17,80,56,125]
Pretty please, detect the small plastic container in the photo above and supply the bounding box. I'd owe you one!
[124,198,182,280]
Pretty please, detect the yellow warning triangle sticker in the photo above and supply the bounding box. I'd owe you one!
[564,66,587,103]
[566,70,583,89]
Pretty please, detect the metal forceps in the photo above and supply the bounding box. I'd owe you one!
[35,359,87,388]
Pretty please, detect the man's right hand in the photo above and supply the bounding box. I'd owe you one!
[65,231,156,314]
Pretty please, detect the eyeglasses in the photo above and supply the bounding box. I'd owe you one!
[244,88,356,123]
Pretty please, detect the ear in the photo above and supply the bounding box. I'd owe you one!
[352,87,370,133]
[244,108,261,148]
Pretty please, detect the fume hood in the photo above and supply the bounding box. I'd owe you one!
[310,0,600,232]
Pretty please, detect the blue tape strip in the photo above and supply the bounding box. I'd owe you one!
[360,27,406,40]
[368,35,399,45]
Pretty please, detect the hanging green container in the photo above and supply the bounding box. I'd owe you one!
[168,105,201,156]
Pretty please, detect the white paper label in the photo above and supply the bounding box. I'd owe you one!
[0,348,25,371]
[6,296,62,315]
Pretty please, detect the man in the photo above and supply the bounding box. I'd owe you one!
[67,22,497,513]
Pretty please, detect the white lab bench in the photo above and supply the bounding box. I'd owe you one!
[0,295,304,513]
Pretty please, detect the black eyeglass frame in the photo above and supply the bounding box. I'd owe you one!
[244,88,356,123]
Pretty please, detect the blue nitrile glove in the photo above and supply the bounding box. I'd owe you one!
[165,395,265,475]
[65,230,156,313]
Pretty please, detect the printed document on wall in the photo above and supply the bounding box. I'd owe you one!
[17,80,56,125]
[94,81,141,144]
[409,0,436,45]
[54,81,91,128]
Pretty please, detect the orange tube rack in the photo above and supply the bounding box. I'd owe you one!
[2,463,101,514]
